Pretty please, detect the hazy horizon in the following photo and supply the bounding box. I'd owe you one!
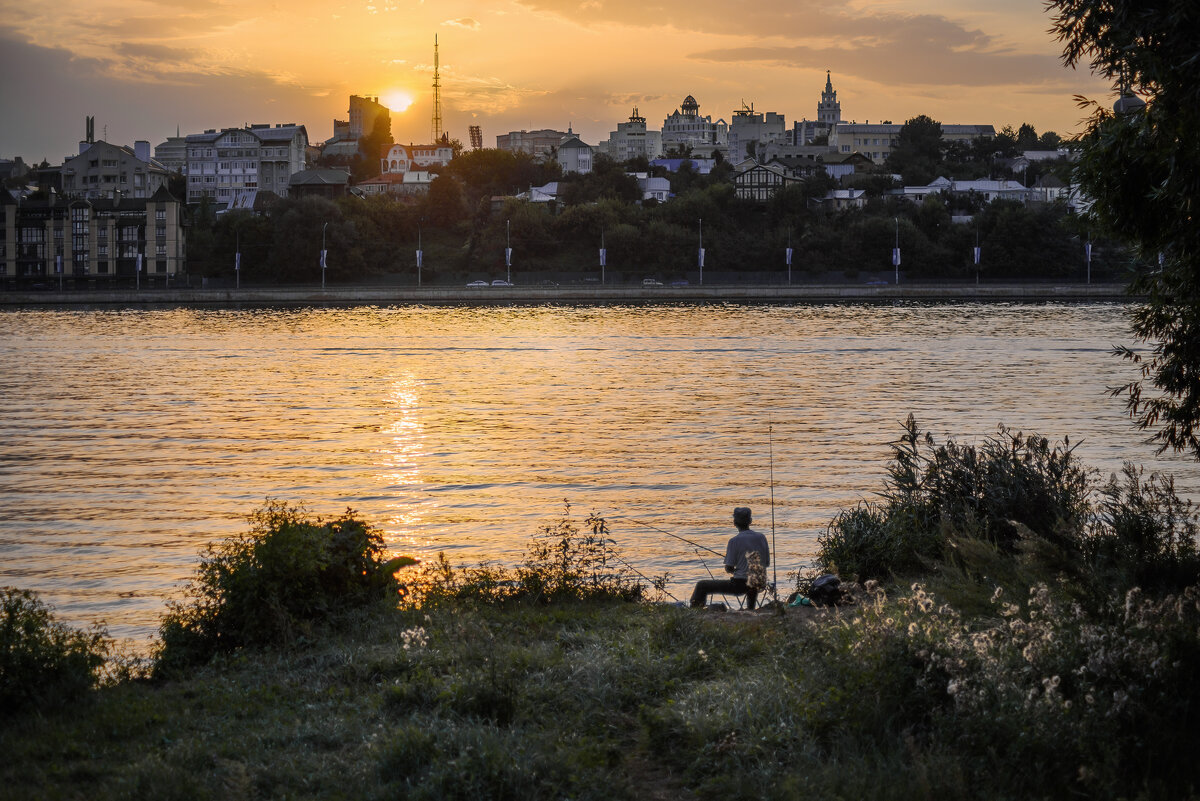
[0,0,1109,163]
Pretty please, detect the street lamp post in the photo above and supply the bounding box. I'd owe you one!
[599,231,606,285]
[786,227,793,285]
[892,217,901,285]
[235,231,241,289]
[416,221,423,287]
[698,218,704,286]
[973,230,981,285]
[321,221,329,289]
[505,219,512,284]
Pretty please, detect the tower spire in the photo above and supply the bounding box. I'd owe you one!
[431,35,443,143]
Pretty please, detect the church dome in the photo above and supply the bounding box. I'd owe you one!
[681,95,699,114]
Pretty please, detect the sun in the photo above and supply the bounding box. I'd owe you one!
[382,90,414,113]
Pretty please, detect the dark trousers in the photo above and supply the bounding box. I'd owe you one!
[690,577,756,609]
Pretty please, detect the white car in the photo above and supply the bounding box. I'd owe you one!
[491,279,513,286]
[642,278,663,287]
[466,280,489,287]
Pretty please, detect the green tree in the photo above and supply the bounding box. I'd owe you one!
[1048,0,1200,456]
[1016,122,1039,151]
[887,115,943,185]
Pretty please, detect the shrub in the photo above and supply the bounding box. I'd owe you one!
[156,500,413,675]
[819,415,1092,581]
[1087,464,1200,592]
[1,587,110,714]
[404,504,659,607]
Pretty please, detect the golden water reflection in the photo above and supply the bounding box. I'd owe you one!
[1,302,1195,644]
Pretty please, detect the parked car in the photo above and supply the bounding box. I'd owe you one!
[670,280,689,287]
[491,279,513,286]
[466,280,489,287]
[642,278,663,287]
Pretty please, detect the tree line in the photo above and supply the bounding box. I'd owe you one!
[184,122,1135,285]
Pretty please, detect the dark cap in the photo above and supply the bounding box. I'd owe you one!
[733,507,752,527]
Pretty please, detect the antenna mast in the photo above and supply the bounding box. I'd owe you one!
[431,35,443,143]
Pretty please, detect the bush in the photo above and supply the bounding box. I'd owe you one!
[819,415,1092,581]
[1,587,110,714]
[156,500,413,675]
[819,417,1200,601]
[1087,464,1200,592]
[404,504,660,607]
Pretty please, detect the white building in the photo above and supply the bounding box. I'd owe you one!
[380,142,455,175]
[185,123,308,203]
[153,133,188,175]
[555,128,594,174]
[726,103,786,161]
[61,140,171,200]
[600,108,663,162]
[661,96,727,155]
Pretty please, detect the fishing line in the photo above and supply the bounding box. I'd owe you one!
[604,514,723,556]
[603,513,720,579]
[608,551,682,603]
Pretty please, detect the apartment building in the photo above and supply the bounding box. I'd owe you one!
[829,123,996,164]
[185,124,308,203]
[60,140,170,200]
[600,108,663,162]
[727,103,786,161]
[0,185,185,284]
[496,129,569,159]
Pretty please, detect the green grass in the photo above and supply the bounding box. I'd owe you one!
[5,434,1200,800]
[5,583,1199,800]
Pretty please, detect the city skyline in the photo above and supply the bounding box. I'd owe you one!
[0,0,1111,162]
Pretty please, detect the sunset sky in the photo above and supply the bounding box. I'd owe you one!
[0,0,1111,163]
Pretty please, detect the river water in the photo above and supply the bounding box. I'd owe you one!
[1,302,1195,646]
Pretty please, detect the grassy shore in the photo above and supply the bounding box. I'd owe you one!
[4,423,1199,800]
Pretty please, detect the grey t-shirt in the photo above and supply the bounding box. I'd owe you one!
[725,528,770,579]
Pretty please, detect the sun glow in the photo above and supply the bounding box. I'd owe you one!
[382,90,414,113]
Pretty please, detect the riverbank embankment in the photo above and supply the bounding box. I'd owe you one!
[0,281,1134,307]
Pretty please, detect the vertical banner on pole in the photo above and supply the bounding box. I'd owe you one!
[320,250,328,269]
[415,250,423,268]
[1085,241,1092,284]
[973,247,981,265]
[505,248,512,267]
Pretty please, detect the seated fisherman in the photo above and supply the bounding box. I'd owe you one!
[689,506,770,609]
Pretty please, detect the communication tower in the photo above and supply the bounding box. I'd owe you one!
[431,35,443,143]
[468,125,482,150]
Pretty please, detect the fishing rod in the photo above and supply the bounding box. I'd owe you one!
[769,421,778,600]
